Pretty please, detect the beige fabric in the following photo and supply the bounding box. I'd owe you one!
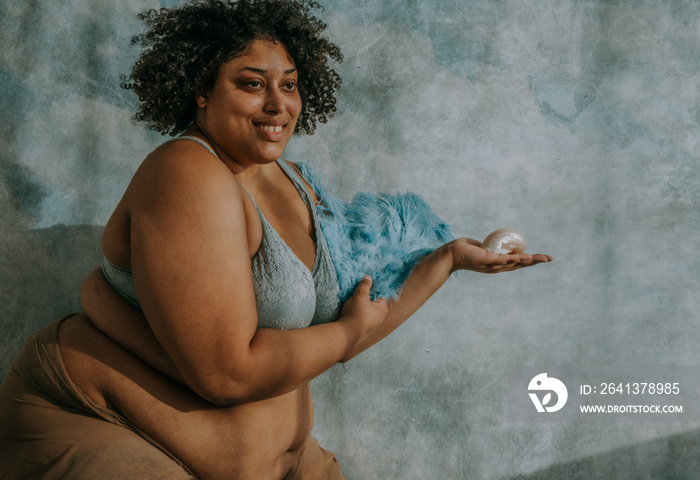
[0,316,347,479]
[0,315,196,479]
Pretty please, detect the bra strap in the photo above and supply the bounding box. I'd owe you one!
[276,159,317,214]
[170,135,219,158]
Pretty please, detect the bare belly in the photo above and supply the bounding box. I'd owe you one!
[197,384,316,478]
[59,314,314,480]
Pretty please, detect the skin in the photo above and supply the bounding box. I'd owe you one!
[59,40,552,480]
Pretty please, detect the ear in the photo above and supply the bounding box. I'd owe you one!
[195,92,208,108]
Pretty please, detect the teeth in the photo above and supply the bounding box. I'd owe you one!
[260,125,283,133]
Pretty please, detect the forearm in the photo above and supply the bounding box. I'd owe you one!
[340,235,554,361]
[82,268,375,406]
[196,278,386,405]
[213,319,360,405]
[342,244,455,361]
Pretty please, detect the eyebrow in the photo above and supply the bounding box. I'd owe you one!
[239,67,297,74]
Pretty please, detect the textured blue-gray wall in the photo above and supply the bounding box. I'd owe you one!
[1,1,699,478]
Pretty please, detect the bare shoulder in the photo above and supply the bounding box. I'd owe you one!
[127,139,244,214]
[137,139,238,190]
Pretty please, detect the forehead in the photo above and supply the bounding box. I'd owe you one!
[228,40,297,70]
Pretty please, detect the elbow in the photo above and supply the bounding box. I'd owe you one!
[339,349,359,364]
[197,387,245,408]
[190,373,257,407]
[195,381,247,407]
[203,394,239,408]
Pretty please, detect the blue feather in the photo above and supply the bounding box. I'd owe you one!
[298,163,455,303]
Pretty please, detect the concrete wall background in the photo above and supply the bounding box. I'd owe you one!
[1,0,699,478]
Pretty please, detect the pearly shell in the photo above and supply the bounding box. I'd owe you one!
[481,228,527,254]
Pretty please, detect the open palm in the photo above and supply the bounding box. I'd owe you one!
[448,237,552,274]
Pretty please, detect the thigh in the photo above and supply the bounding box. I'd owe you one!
[59,314,245,480]
[58,315,308,480]
[0,366,194,480]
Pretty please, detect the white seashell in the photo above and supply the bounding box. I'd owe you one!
[481,228,526,254]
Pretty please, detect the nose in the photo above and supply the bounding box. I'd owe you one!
[263,87,286,115]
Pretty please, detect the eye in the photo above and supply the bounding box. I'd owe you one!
[245,80,263,89]
[282,81,297,91]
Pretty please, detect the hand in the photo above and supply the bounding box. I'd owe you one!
[338,276,388,342]
[447,237,552,274]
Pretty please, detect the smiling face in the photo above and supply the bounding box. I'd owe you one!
[194,40,302,170]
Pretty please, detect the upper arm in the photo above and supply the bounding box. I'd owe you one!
[127,145,258,400]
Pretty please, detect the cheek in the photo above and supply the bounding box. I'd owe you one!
[291,95,302,119]
[213,92,258,119]
[231,99,259,119]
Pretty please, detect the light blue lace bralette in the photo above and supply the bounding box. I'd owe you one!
[101,136,342,329]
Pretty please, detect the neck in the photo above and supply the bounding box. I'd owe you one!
[186,122,266,181]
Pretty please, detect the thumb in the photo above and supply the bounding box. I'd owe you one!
[354,275,373,296]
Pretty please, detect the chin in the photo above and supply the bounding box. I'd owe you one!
[246,152,283,166]
[258,146,289,162]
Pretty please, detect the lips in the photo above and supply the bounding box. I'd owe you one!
[252,120,288,140]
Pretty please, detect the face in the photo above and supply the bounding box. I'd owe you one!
[195,40,301,169]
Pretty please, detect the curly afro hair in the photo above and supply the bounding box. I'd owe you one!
[122,0,343,136]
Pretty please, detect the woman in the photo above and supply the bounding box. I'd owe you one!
[0,1,551,479]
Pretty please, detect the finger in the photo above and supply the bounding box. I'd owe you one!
[487,262,526,273]
[484,252,551,271]
[533,254,553,262]
[493,253,531,265]
[354,275,373,296]
[483,251,513,265]
[462,238,482,247]
[516,254,552,266]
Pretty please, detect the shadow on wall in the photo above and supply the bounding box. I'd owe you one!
[508,429,700,480]
[0,224,104,378]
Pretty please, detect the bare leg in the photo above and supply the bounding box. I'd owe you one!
[58,314,297,480]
